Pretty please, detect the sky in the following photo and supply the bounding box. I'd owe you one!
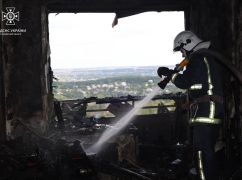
[49,12,184,69]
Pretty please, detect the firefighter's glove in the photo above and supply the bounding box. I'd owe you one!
[157,67,175,77]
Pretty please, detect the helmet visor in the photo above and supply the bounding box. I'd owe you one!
[173,46,181,52]
[173,43,184,52]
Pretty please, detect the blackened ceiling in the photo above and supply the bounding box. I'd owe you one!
[46,0,189,13]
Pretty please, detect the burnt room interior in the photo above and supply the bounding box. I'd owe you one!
[0,0,242,179]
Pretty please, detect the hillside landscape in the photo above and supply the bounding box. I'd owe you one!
[53,66,182,100]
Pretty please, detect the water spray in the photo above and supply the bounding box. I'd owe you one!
[86,87,160,154]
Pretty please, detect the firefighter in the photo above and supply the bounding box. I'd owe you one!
[158,31,224,180]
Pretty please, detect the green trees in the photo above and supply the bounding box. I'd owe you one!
[53,66,184,100]
[53,75,182,100]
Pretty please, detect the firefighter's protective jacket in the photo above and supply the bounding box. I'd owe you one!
[171,51,224,125]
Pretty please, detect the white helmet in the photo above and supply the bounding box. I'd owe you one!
[173,31,202,52]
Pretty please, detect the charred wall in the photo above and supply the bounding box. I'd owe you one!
[188,0,241,83]
[1,1,50,138]
[0,0,5,141]
[3,1,40,117]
